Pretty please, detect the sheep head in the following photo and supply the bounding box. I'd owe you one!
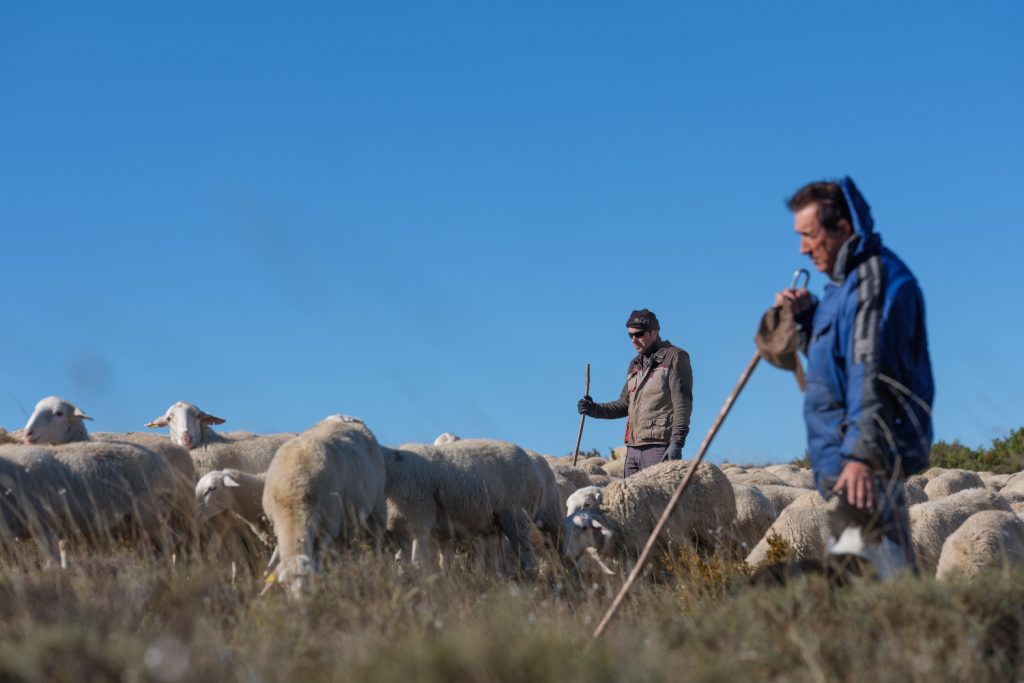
[147,401,225,449]
[23,396,92,445]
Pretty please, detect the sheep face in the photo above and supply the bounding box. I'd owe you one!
[23,396,92,445]
[147,401,224,449]
[195,470,241,524]
[565,509,614,561]
[276,555,317,599]
[566,486,603,517]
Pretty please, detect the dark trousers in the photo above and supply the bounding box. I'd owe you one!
[624,444,669,478]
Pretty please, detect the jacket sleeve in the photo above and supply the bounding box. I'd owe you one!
[839,268,921,471]
[588,381,629,420]
[794,299,817,356]
[669,350,693,447]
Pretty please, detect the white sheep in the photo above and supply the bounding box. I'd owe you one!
[923,469,985,499]
[565,460,737,576]
[382,439,543,575]
[725,469,787,488]
[744,502,831,567]
[196,469,271,544]
[146,401,295,475]
[910,488,1013,575]
[731,483,777,555]
[22,396,93,445]
[262,415,387,597]
[996,473,1024,497]
[754,484,809,516]
[981,472,1012,492]
[764,464,816,489]
[935,510,1024,581]
[0,441,196,559]
[566,485,603,517]
[603,457,625,479]
[433,432,461,445]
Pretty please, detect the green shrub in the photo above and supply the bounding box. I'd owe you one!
[930,427,1024,473]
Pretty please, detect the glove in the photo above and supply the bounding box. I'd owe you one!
[577,395,594,415]
[665,443,682,461]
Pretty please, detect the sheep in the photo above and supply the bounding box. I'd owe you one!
[919,467,949,482]
[923,469,985,499]
[577,459,609,477]
[382,439,543,575]
[0,441,196,559]
[565,460,737,576]
[196,469,271,544]
[725,469,787,488]
[0,428,21,445]
[744,502,831,567]
[526,453,566,552]
[910,488,1013,575]
[754,484,809,516]
[262,415,387,597]
[904,479,929,506]
[433,433,461,445]
[21,396,93,445]
[146,401,295,476]
[981,473,1012,492]
[996,473,1024,498]
[731,483,777,555]
[566,485,603,517]
[603,457,626,479]
[549,461,595,504]
[91,431,198,488]
[935,510,1024,581]
[764,464,816,489]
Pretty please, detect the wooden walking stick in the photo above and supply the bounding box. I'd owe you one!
[572,363,591,466]
[591,350,760,639]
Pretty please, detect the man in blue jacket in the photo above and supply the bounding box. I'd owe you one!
[775,177,933,572]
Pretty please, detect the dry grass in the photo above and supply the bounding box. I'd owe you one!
[0,538,1022,683]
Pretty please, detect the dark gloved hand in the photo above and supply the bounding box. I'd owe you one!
[577,395,594,415]
[665,443,682,461]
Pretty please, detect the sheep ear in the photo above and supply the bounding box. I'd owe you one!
[73,407,94,421]
[223,475,241,488]
[146,416,169,428]
[198,411,226,426]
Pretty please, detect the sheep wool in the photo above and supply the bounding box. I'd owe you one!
[936,510,1024,581]
[923,469,985,500]
[910,488,1013,575]
[262,415,387,597]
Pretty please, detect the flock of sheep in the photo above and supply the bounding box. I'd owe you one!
[1,395,1021,597]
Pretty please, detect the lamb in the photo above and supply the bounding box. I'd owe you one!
[935,510,1024,581]
[731,483,777,555]
[565,460,737,576]
[923,469,985,499]
[566,485,603,517]
[146,401,295,476]
[0,441,196,559]
[22,396,93,445]
[262,415,387,597]
[382,439,543,575]
[196,469,271,545]
[910,488,1013,575]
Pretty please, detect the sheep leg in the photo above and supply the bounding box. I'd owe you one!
[496,510,538,576]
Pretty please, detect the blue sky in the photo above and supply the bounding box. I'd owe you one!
[2,2,1022,463]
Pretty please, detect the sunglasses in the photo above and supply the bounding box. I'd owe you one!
[628,329,648,339]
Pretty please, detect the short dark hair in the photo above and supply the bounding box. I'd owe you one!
[787,181,852,235]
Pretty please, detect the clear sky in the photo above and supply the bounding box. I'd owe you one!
[2,2,1022,464]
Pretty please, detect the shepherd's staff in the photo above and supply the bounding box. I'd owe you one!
[591,269,808,640]
[572,363,591,466]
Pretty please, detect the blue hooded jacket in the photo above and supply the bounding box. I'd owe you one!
[801,177,934,495]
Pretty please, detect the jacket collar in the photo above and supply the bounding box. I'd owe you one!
[632,338,670,366]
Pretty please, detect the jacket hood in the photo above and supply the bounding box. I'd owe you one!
[832,176,882,281]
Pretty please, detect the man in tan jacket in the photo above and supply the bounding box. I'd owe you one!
[578,309,693,478]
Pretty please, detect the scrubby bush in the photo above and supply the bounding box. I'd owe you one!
[931,428,1024,473]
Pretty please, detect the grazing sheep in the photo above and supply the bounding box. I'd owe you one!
[731,483,777,555]
[196,469,271,544]
[565,460,737,576]
[382,439,543,575]
[0,441,196,559]
[566,485,604,517]
[755,484,808,516]
[433,433,461,445]
[146,401,295,476]
[936,510,1024,581]
[910,488,1013,575]
[262,415,387,597]
[923,470,985,499]
[744,503,831,567]
[21,396,93,445]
